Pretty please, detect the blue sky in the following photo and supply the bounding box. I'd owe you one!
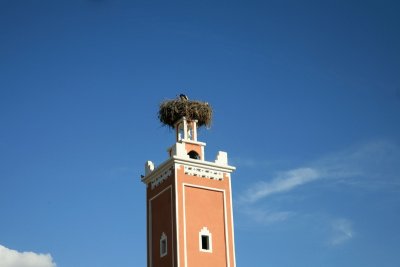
[1,0,399,266]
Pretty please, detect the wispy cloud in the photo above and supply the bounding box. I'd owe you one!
[235,140,400,229]
[239,167,320,203]
[240,207,295,225]
[314,140,400,189]
[328,218,354,246]
[238,140,400,205]
[0,244,56,267]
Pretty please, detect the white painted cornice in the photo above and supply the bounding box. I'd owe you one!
[141,158,174,184]
[172,156,236,173]
[141,156,235,185]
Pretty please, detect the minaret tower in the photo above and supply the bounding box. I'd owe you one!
[141,98,236,267]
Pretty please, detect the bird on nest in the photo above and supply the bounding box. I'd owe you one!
[179,94,189,101]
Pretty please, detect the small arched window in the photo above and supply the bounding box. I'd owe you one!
[188,150,200,160]
[160,232,167,257]
[199,227,212,253]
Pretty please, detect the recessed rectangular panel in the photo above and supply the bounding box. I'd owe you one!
[184,185,227,267]
[150,187,174,267]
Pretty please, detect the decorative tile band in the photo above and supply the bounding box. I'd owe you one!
[184,165,223,181]
[151,168,173,189]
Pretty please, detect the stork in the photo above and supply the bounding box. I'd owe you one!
[179,94,189,101]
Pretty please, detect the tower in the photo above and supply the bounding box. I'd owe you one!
[141,107,236,267]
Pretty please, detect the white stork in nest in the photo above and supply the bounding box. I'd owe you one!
[179,94,189,101]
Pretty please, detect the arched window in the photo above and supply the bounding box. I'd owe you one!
[160,232,167,257]
[188,150,200,160]
[199,227,212,253]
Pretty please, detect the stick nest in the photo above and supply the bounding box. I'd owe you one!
[158,98,213,128]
